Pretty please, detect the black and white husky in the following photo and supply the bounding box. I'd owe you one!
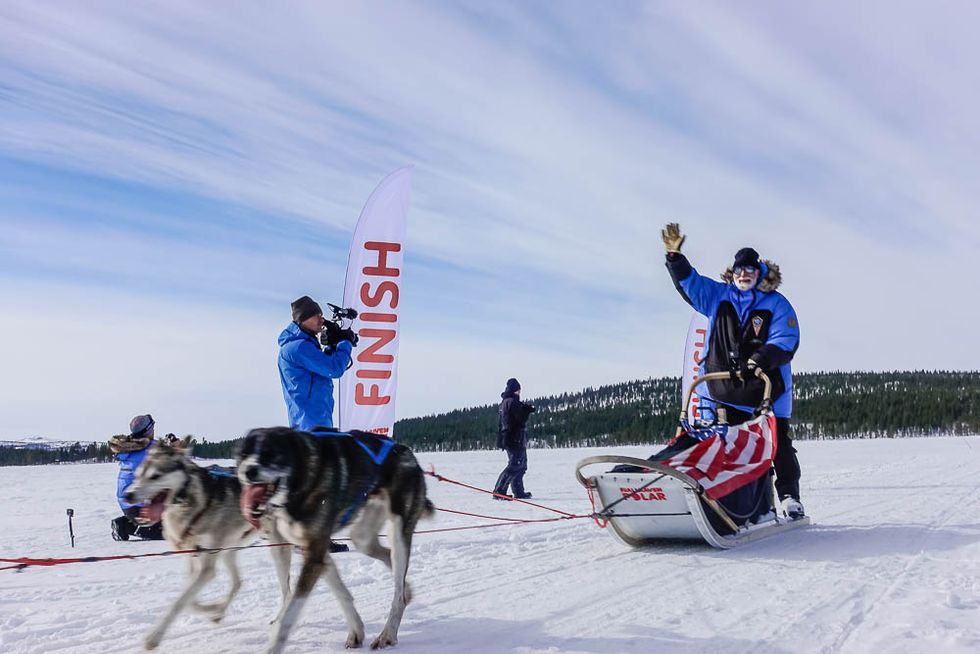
[125,436,291,650]
[237,426,434,652]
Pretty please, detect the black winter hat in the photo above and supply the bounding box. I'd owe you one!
[505,378,521,393]
[733,247,761,270]
[291,295,323,324]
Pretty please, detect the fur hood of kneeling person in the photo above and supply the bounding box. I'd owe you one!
[109,432,180,454]
[109,434,153,454]
[720,258,782,293]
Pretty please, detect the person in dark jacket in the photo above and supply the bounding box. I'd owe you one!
[492,378,536,500]
[109,414,165,541]
[278,295,355,430]
[661,223,805,519]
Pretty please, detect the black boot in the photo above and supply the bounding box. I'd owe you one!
[111,515,133,541]
[132,521,165,541]
[329,541,350,553]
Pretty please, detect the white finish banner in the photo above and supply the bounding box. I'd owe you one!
[681,312,710,420]
[338,167,412,436]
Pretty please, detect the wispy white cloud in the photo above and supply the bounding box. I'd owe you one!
[0,1,978,438]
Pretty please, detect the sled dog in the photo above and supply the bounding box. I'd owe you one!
[237,426,434,652]
[125,436,291,650]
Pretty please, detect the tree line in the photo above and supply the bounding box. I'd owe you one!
[0,441,113,466]
[395,370,980,451]
[1,370,977,465]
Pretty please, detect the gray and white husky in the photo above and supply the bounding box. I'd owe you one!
[125,435,291,650]
[237,426,434,653]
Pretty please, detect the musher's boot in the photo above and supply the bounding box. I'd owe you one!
[111,516,133,541]
[514,492,533,499]
[133,521,165,540]
[780,497,805,520]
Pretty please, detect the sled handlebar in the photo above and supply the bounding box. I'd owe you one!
[679,370,772,424]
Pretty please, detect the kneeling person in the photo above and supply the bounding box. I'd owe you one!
[109,414,166,541]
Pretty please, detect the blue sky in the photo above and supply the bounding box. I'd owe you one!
[2,1,978,441]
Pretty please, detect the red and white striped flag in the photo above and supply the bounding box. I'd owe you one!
[660,414,777,500]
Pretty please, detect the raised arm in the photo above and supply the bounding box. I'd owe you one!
[662,223,727,315]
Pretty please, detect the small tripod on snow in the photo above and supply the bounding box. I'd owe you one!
[66,508,75,548]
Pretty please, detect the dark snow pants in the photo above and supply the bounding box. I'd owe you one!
[725,407,801,501]
[493,445,528,497]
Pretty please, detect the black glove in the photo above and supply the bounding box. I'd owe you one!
[318,321,342,348]
[739,359,760,381]
[338,328,359,346]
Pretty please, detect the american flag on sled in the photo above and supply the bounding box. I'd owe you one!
[660,413,777,501]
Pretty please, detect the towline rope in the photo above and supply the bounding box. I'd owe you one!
[424,467,586,518]
[0,542,291,572]
[2,469,594,572]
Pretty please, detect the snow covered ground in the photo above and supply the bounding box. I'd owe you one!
[2,436,979,653]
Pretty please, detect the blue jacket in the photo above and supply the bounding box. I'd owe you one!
[116,446,151,511]
[667,254,800,417]
[278,322,353,430]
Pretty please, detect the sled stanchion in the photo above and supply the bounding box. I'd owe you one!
[700,496,740,534]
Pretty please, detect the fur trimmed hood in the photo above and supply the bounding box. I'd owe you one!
[720,259,782,293]
[109,434,152,454]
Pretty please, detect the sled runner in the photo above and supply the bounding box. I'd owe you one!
[575,371,810,549]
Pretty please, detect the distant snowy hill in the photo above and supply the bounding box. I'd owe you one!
[0,436,95,450]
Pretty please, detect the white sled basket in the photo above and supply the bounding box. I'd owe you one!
[576,456,808,549]
[575,371,809,549]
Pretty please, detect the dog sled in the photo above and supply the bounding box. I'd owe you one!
[575,371,810,549]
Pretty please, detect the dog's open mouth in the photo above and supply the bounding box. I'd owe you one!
[240,481,278,529]
[136,490,168,525]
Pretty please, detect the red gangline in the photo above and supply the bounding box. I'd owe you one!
[435,507,528,522]
[424,467,584,518]
[417,515,582,534]
[2,469,595,572]
[0,542,293,572]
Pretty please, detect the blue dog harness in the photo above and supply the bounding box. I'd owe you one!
[309,430,396,527]
[205,465,238,479]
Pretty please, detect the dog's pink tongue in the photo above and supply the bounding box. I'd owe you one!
[137,491,167,525]
[240,484,269,530]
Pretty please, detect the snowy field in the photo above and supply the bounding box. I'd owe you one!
[2,436,979,654]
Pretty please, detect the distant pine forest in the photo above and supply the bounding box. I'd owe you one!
[2,371,977,466]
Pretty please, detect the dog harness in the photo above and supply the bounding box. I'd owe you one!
[310,430,396,527]
[169,464,257,546]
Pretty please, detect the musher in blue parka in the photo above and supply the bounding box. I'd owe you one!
[278,295,355,431]
[661,223,805,519]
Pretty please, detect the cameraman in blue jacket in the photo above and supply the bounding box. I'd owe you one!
[278,296,356,431]
[662,223,804,519]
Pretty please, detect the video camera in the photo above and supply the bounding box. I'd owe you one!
[318,302,359,351]
[327,302,358,321]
